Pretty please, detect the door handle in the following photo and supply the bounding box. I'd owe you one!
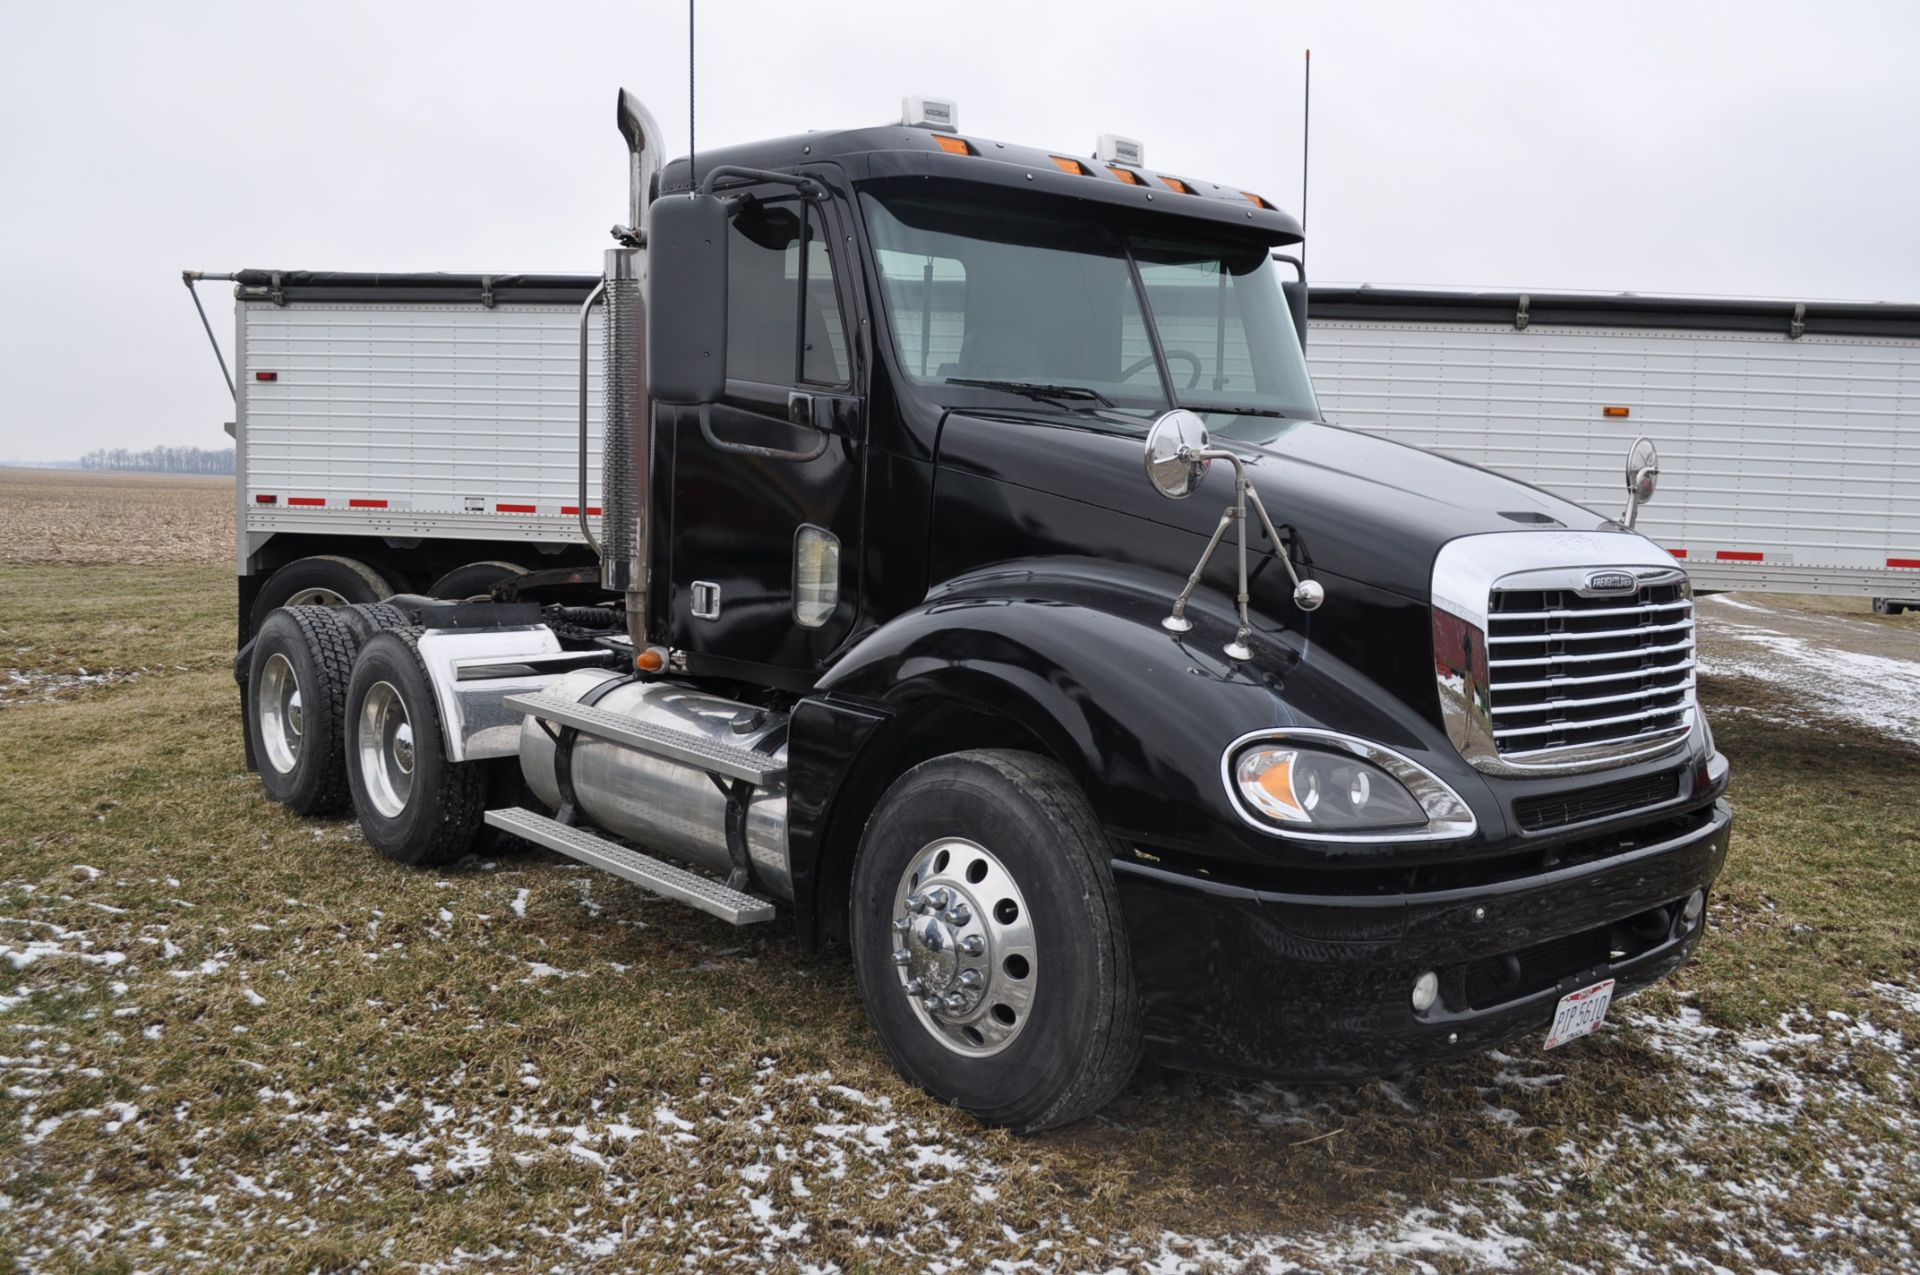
[788,391,818,430]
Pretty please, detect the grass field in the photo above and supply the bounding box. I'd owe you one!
[1,479,1917,1271]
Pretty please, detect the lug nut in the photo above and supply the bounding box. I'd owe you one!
[958,970,982,989]
[959,935,985,957]
[893,950,912,967]
[904,978,925,995]
[943,992,969,1013]
[926,887,952,911]
[892,916,912,933]
[905,893,926,913]
[922,995,942,1012]
[945,902,972,926]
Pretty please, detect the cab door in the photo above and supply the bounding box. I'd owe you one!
[665,185,864,687]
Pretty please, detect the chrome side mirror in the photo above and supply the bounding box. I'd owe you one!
[1621,435,1660,528]
[1144,409,1212,499]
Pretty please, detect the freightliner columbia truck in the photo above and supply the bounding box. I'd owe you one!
[201,92,1732,1131]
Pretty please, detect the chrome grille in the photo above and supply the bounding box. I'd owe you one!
[1485,580,1695,761]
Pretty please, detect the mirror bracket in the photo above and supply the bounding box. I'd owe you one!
[1145,410,1326,658]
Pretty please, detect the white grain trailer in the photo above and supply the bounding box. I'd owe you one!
[188,269,608,639]
[1305,287,1920,605]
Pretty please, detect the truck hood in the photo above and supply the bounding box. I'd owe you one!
[933,410,1617,602]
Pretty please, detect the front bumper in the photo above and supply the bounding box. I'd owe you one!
[1112,798,1732,1080]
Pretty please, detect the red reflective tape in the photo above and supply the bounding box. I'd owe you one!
[254,494,276,505]
[1715,550,1764,562]
[497,503,537,514]
[288,497,325,507]
[1890,557,1920,569]
[561,506,603,516]
[348,498,388,509]
[1667,548,1688,559]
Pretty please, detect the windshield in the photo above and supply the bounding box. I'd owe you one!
[862,190,1319,425]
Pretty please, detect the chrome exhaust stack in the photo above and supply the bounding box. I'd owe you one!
[604,90,666,657]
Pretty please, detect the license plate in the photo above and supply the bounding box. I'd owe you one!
[1544,979,1615,1050]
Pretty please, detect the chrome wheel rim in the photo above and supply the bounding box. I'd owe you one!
[257,653,303,774]
[357,680,414,818]
[286,587,348,608]
[889,837,1037,1057]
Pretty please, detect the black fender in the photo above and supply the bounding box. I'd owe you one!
[787,557,1503,947]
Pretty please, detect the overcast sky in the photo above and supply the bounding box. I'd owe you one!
[1,0,1915,462]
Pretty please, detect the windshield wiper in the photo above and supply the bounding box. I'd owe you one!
[1178,403,1294,419]
[945,377,1116,409]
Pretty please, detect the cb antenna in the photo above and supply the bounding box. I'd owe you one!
[1300,48,1311,276]
[687,0,696,188]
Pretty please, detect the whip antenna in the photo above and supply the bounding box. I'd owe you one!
[687,0,696,187]
[1301,48,1311,275]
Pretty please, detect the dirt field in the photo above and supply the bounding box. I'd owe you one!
[0,468,232,568]
[0,483,1916,1271]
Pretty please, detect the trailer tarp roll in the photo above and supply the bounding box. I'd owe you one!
[1308,286,1920,341]
[232,270,602,306]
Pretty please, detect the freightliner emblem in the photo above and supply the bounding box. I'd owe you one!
[1584,571,1638,594]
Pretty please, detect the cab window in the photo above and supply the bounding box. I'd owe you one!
[724,199,849,387]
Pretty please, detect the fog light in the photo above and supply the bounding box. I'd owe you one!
[1683,890,1705,926]
[1411,970,1439,1013]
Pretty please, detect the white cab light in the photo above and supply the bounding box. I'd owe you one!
[1096,134,1145,167]
[901,96,959,132]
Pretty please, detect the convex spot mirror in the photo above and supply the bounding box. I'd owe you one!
[647,193,730,405]
[1626,435,1660,504]
[1144,409,1212,499]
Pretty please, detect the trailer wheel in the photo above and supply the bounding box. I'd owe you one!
[251,556,395,634]
[1873,598,1906,616]
[429,560,527,601]
[850,749,1141,1132]
[344,629,487,867]
[246,606,360,816]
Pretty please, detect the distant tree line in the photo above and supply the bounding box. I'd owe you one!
[78,446,234,474]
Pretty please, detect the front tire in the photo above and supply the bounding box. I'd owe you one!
[344,630,487,867]
[851,750,1140,1132]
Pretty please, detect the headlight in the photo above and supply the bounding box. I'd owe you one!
[1224,730,1477,842]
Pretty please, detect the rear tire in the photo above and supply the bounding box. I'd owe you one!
[429,560,527,601]
[246,606,359,816]
[1873,598,1905,616]
[345,629,487,867]
[251,556,394,634]
[850,749,1141,1132]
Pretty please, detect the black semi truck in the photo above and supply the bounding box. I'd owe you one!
[226,92,1731,1131]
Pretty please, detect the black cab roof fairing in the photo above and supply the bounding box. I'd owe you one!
[655,125,1304,245]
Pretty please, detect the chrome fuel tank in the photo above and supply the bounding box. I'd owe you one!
[518,670,792,900]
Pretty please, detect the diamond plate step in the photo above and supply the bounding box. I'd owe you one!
[483,808,775,925]
[503,691,782,785]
